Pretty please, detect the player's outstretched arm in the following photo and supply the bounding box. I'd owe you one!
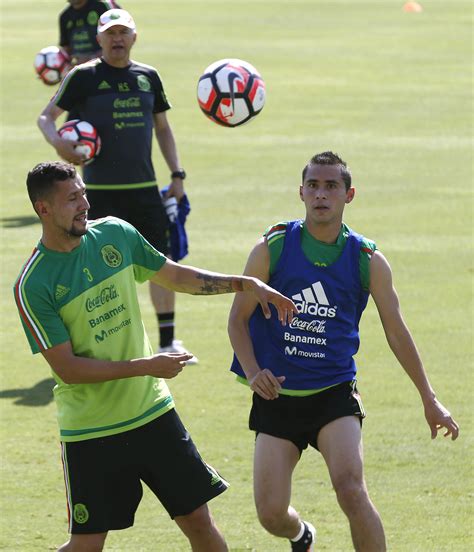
[41,340,193,384]
[150,255,297,326]
[370,250,459,441]
[228,239,286,400]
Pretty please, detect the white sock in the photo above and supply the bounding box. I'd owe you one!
[290,521,305,542]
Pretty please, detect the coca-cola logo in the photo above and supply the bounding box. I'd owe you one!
[86,285,119,312]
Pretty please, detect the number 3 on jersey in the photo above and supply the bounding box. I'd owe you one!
[83,267,94,282]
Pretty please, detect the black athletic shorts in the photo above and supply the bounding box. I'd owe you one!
[249,380,365,454]
[61,409,229,534]
[86,187,170,255]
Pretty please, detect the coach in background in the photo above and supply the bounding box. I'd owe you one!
[39,8,197,361]
[14,161,297,551]
[228,151,459,551]
[59,0,121,66]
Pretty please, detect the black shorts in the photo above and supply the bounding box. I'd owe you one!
[61,409,229,534]
[86,187,170,255]
[249,380,365,454]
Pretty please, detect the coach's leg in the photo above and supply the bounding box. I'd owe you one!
[174,503,228,552]
[254,433,302,538]
[318,416,386,552]
[150,281,176,347]
[57,532,107,552]
[150,281,175,313]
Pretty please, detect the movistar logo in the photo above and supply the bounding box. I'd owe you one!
[291,281,337,318]
[95,330,108,343]
[98,80,111,90]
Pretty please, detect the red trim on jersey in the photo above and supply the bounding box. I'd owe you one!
[14,248,46,351]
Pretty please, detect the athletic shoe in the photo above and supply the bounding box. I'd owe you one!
[159,339,199,364]
[290,521,316,552]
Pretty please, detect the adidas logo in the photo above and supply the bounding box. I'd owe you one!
[98,80,111,90]
[210,473,221,486]
[291,281,337,318]
[55,284,71,300]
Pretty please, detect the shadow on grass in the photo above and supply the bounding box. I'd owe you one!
[0,378,55,406]
[1,216,39,228]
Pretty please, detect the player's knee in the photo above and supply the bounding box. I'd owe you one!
[333,475,368,513]
[176,504,216,535]
[256,502,287,534]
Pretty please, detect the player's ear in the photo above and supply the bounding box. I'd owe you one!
[299,185,304,201]
[345,187,355,204]
[35,199,51,218]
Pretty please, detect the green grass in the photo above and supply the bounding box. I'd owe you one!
[1,0,472,550]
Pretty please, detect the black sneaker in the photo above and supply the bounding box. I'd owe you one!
[290,521,316,552]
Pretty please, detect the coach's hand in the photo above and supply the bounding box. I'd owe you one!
[250,369,285,400]
[53,137,86,165]
[167,179,185,201]
[147,352,193,379]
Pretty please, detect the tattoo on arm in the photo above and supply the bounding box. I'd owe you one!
[194,274,244,294]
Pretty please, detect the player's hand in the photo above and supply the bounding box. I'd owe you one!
[167,179,185,201]
[424,398,459,441]
[54,137,86,165]
[147,352,193,379]
[250,369,285,400]
[245,278,297,325]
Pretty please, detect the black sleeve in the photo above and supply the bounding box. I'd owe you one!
[151,70,172,113]
[59,13,68,47]
[53,68,87,112]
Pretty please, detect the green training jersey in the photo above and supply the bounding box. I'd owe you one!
[14,217,172,442]
[265,221,376,290]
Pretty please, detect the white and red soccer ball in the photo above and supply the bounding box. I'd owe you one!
[197,58,266,127]
[58,120,101,164]
[34,46,70,85]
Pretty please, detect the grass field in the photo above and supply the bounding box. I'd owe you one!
[0,1,472,550]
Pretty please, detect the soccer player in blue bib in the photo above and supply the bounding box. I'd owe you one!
[228,151,459,551]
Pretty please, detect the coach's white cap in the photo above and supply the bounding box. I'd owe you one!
[98,9,136,33]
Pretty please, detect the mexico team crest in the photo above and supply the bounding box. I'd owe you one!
[137,74,151,92]
[87,11,99,25]
[73,503,89,524]
[101,245,123,268]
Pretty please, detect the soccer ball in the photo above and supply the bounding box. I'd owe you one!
[34,46,70,85]
[197,58,266,127]
[58,120,101,164]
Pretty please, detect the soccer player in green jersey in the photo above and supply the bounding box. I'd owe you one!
[14,161,297,552]
[228,152,459,552]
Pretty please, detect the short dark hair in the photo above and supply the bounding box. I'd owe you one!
[302,151,352,190]
[27,161,77,210]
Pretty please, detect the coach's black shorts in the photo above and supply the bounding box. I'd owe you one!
[249,380,365,454]
[61,409,229,534]
[86,187,170,255]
